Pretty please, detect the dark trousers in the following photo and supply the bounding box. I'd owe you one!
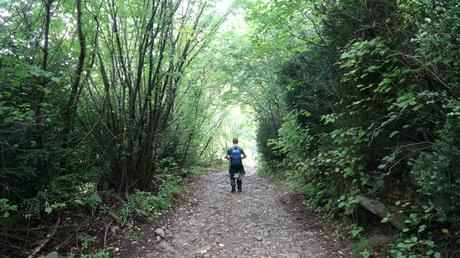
[229,165,244,190]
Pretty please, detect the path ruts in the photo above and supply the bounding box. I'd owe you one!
[124,168,351,258]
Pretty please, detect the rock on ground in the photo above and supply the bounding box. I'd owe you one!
[155,228,166,239]
[121,168,351,258]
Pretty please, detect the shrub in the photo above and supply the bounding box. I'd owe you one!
[411,117,460,223]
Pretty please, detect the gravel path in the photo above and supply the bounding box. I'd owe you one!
[125,168,351,258]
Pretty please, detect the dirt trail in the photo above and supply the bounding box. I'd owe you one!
[124,168,351,258]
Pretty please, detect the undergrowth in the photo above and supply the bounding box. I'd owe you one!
[0,165,212,258]
[257,163,455,258]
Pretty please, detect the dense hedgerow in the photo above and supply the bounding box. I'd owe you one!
[241,0,460,256]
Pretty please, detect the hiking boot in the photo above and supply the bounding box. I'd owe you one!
[238,188,242,192]
[231,186,236,192]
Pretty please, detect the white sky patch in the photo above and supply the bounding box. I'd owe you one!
[220,11,248,36]
[229,105,245,123]
[216,0,234,13]
[0,7,11,25]
[0,7,10,17]
[214,0,247,35]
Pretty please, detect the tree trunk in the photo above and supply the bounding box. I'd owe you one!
[62,0,86,147]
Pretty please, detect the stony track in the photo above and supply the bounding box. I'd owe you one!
[124,168,351,258]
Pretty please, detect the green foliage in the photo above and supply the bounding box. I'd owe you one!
[119,174,183,223]
[80,252,110,258]
[359,250,372,258]
[416,1,460,87]
[411,117,460,223]
[352,235,382,258]
[75,192,103,210]
[388,235,440,258]
[237,0,460,256]
[78,233,97,251]
[67,251,110,258]
[256,117,282,164]
[0,0,228,256]
[273,111,313,162]
[0,199,17,218]
[351,224,365,238]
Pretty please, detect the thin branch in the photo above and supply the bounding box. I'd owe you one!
[27,215,61,258]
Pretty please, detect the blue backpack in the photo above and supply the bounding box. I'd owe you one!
[230,147,242,166]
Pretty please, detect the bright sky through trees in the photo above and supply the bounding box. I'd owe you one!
[216,0,233,13]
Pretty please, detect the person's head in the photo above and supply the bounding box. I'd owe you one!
[232,138,239,145]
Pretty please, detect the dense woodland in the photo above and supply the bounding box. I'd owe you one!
[237,0,460,257]
[1,0,460,257]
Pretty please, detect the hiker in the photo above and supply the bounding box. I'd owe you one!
[224,138,247,192]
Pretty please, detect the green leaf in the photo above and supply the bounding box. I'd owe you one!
[301,111,311,118]
[381,217,389,223]
[45,207,53,214]
[389,131,399,138]
[418,224,427,233]
[365,65,379,73]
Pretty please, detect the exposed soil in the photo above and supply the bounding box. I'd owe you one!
[118,168,352,258]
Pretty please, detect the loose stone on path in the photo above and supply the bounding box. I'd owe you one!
[154,228,166,239]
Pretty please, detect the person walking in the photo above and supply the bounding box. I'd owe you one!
[224,138,247,192]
